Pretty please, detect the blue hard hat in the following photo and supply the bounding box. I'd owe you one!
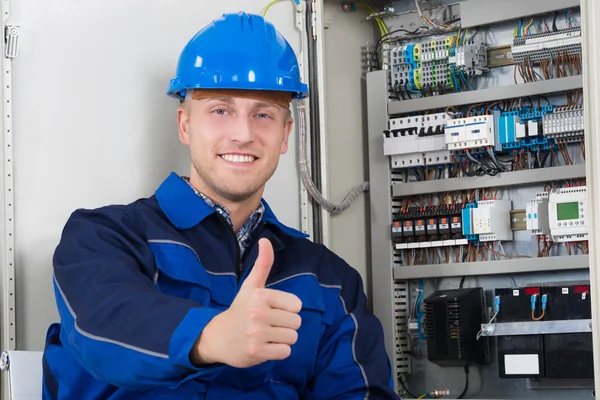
[167,11,308,100]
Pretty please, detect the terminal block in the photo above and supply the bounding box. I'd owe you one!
[512,28,582,64]
[453,41,489,76]
[542,106,584,143]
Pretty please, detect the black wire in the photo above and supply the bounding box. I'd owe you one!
[459,276,466,289]
[467,28,478,43]
[553,12,558,31]
[398,377,420,399]
[457,365,470,399]
[538,95,551,105]
[371,27,427,68]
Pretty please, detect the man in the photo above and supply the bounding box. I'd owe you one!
[42,11,400,400]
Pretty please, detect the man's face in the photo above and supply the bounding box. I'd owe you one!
[178,95,293,204]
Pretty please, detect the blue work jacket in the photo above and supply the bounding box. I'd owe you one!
[42,172,399,399]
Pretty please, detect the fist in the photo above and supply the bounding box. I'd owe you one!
[193,238,303,368]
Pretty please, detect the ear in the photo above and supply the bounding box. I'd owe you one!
[178,104,191,146]
[279,116,294,154]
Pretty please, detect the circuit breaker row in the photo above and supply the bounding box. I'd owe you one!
[393,187,588,246]
[383,106,584,167]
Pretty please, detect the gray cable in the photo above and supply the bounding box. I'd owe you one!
[298,102,369,213]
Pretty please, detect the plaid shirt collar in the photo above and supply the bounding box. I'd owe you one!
[183,178,265,257]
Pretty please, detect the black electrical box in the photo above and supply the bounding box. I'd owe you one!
[495,286,545,379]
[424,287,490,368]
[541,284,594,379]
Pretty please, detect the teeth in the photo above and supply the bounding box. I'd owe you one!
[221,154,255,163]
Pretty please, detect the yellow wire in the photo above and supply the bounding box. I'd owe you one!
[524,17,534,35]
[417,395,427,399]
[262,0,280,17]
[355,7,390,42]
[463,28,468,45]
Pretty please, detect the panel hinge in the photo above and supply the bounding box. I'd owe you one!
[4,25,20,58]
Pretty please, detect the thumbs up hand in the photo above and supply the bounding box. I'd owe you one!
[192,238,303,368]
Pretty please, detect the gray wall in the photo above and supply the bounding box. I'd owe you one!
[9,0,306,350]
[323,0,378,300]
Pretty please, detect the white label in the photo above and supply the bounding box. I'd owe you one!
[513,290,520,296]
[504,354,540,375]
[583,293,587,300]
[562,288,569,294]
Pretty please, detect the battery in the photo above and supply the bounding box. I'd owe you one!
[495,287,544,379]
[541,285,593,379]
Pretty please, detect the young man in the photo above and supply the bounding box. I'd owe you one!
[42,11,400,400]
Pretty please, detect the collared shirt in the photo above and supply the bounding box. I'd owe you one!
[183,177,265,257]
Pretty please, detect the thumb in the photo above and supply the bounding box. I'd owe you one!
[245,238,274,288]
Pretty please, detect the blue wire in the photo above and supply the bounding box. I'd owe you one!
[459,71,473,91]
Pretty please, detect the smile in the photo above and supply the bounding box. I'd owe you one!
[219,154,257,163]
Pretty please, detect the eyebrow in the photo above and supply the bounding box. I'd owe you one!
[204,97,235,104]
[204,98,281,111]
[251,101,280,110]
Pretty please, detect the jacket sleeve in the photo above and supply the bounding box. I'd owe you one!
[52,206,225,390]
[303,257,401,400]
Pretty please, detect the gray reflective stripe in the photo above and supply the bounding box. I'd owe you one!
[147,239,236,277]
[54,275,169,359]
[266,272,318,287]
[53,275,76,318]
[349,312,370,400]
[74,321,169,359]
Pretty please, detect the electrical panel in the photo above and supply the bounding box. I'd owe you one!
[549,186,588,242]
[364,2,590,398]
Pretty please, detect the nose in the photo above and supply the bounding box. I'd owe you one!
[229,114,255,144]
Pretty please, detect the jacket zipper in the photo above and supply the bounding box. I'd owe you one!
[216,215,242,280]
[217,215,266,282]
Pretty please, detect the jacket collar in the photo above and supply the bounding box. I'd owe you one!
[155,172,309,239]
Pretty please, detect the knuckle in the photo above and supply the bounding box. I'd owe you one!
[248,308,264,321]
[246,326,263,339]
[247,343,261,358]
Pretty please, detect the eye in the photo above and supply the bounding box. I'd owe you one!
[212,108,228,115]
[256,112,272,119]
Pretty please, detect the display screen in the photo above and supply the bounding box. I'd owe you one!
[557,201,579,221]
